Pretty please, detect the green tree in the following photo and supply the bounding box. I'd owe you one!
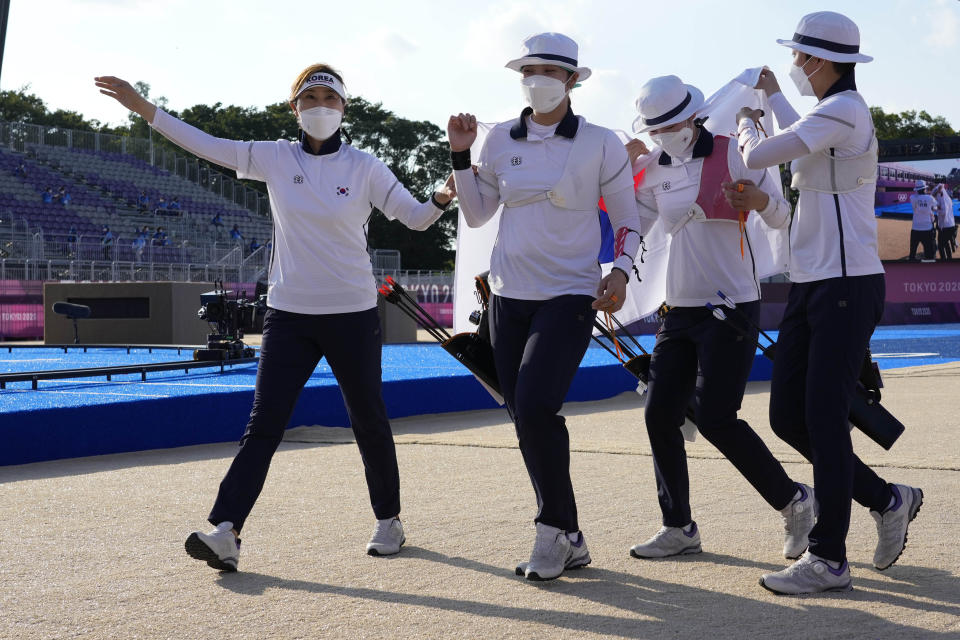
[345,97,455,270]
[870,107,956,140]
[0,86,52,123]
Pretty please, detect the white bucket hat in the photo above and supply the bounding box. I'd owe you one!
[777,11,873,63]
[915,180,928,192]
[505,32,592,82]
[632,75,705,134]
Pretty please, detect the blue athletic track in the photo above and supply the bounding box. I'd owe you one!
[2,323,959,466]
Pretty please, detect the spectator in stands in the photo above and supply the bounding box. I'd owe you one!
[42,187,54,204]
[934,183,956,259]
[131,233,146,262]
[137,190,150,212]
[152,226,168,246]
[230,224,244,243]
[154,196,168,214]
[909,181,938,260]
[100,225,114,259]
[13,161,26,177]
[58,186,71,206]
[249,237,261,253]
[138,225,149,239]
[168,196,181,211]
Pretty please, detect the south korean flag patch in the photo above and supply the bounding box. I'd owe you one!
[335,186,350,197]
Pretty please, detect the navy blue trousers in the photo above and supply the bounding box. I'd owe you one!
[208,307,400,532]
[769,275,892,562]
[645,302,798,527]
[490,294,596,533]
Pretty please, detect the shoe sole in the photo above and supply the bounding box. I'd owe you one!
[525,570,562,581]
[514,556,591,579]
[758,577,853,595]
[629,544,702,559]
[184,533,237,572]
[875,488,924,571]
[367,535,406,557]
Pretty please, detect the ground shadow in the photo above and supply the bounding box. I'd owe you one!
[212,545,956,639]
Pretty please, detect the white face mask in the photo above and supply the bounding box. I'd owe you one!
[521,75,569,113]
[297,106,342,141]
[651,126,694,157]
[788,57,821,97]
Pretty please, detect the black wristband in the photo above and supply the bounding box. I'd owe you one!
[431,193,451,210]
[611,266,630,282]
[450,149,472,171]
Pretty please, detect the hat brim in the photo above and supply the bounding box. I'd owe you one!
[632,84,705,134]
[505,56,592,82]
[776,39,873,63]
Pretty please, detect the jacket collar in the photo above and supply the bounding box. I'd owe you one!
[658,127,714,165]
[821,69,857,101]
[299,129,343,156]
[509,105,579,140]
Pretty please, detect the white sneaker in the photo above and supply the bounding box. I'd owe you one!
[629,522,702,559]
[781,483,816,559]
[185,521,240,572]
[760,551,852,595]
[515,529,592,578]
[518,523,571,581]
[871,484,923,570]
[366,517,405,556]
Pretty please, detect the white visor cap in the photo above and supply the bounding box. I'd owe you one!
[294,71,348,101]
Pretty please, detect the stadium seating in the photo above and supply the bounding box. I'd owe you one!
[0,144,273,265]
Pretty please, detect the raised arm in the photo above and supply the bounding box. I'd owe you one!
[768,92,802,129]
[95,75,244,171]
[753,68,801,129]
[448,114,501,227]
[369,161,456,231]
[736,110,811,170]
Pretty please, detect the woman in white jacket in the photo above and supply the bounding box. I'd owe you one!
[447,32,642,581]
[96,64,454,571]
[735,11,923,595]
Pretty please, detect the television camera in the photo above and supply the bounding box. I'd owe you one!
[194,281,266,361]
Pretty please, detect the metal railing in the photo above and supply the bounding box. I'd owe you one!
[0,120,271,217]
[0,258,254,284]
[0,258,452,290]
[0,227,409,288]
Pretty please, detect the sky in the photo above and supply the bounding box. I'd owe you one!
[3,0,959,172]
